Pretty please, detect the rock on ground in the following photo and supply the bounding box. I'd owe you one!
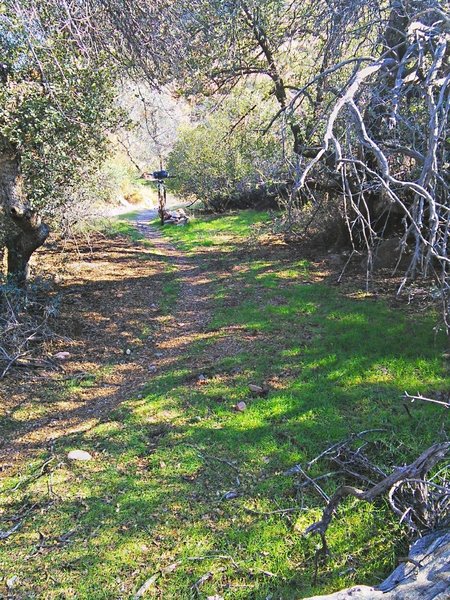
[67,450,92,461]
[304,531,450,599]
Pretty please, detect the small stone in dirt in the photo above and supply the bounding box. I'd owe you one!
[148,364,157,372]
[234,401,247,412]
[53,351,71,361]
[249,384,264,394]
[222,490,238,500]
[125,348,132,355]
[67,450,92,461]
[154,352,164,358]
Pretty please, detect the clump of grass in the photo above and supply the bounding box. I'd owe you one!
[97,216,146,243]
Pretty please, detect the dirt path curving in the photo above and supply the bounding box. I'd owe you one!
[0,211,212,476]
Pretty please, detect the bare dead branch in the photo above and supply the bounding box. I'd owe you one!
[304,442,450,540]
[403,391,450,409]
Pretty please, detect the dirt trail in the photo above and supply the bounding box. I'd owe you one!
[134,211,214,370]
[136,209,212,324]
[0,211,212,474]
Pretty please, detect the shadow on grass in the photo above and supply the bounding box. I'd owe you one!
[1,214,448,599]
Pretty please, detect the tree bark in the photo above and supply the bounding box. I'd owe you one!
[0,147,50,284]
[240,1,304,155]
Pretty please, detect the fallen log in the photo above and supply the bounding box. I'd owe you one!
[161,208,189,226]
[304,530,450,600]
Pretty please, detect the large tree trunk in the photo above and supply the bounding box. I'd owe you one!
[0,148,50,284]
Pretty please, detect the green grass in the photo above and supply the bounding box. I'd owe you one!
[153,209,272,253]
[99,214,147,243]
[1,210,448,599]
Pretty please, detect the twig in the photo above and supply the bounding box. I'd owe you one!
[183,444,241,486]
[292,465,330,502]
[295,471,342,488]
[243,506,306,516]
[187,554,275,584]
[0,353,24,379]
[305,429,386,469]
[392,478,450,496]
[191,569,218,592]
[26,528,78,558]
[1,457,55,495]
[198,452,240,473]
[403,391,450,409]
[0,501,42,542]
[0,521,23,540]
[0,355,58,375]
[133,573,159,598]
[186,554,239,566]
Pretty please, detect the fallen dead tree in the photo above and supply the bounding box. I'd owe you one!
[285,426,450,586]
[285,1,450,323]
[303,530,450,600]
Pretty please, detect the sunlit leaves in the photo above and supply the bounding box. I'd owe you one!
[0,1,122,219]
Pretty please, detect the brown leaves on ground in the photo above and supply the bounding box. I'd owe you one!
[0,233,169,476]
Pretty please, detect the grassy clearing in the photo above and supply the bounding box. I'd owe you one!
[1,211,448,599]
[153,210,272,253]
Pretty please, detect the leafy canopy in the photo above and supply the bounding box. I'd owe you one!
[0,0,122,222]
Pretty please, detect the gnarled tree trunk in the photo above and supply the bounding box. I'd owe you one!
[0,147,50,284]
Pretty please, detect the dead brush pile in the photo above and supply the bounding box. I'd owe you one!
[0,278,64,379]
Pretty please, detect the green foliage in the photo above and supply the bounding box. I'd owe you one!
[0,2,121,223]
[168,86,289,207]
[153,209,272,252]
[99,152,151,206]
[171,0,319,97]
